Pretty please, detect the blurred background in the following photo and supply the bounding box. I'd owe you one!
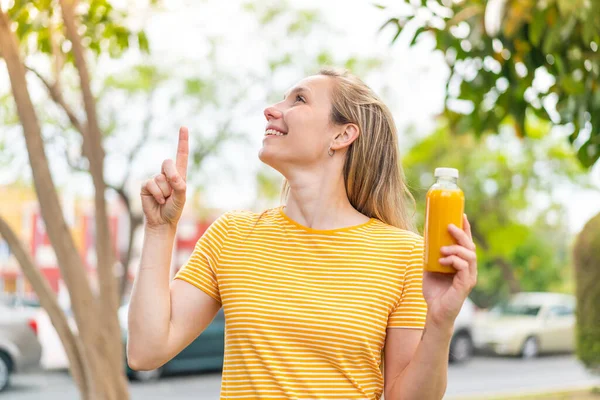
[1,0,600,399]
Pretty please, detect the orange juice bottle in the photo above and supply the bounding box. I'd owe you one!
[424,168,465,274]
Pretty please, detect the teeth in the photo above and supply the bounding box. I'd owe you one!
[265,129,286,136]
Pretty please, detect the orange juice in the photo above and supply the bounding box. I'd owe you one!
[424,168,465,274]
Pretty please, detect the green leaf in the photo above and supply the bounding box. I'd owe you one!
[410,26,428,46]
[542,22,562,54]
[576,141,600,168]
[184,78,216,100]
[316,51,334,66]
[528,9,546,47]
[259,5,285,25]
[560,75,586,95]
[268,53,293,72]
[379,17,399,33]
[137,31,149,53]
[582,19,596,43]
[488,224,530,258]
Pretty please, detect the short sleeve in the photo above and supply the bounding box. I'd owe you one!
[173,212,230,303]
[387,237,428,329]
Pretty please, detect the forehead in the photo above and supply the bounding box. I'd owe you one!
[285,75,334,100]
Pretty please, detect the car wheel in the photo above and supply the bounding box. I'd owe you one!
[521,337,540,359]
[131,367,163,382]
[449,332,474,363]
[0,351,11,392]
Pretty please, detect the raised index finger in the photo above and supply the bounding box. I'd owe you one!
[176,126,189,180]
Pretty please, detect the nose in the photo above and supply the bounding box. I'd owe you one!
[264,105,283,121]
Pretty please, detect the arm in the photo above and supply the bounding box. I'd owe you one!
[384,323,452,400]
[126,225,220,370]
[126,126,221,370]
[385,215,477,399]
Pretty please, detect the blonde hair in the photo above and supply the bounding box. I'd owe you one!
[280,67,416,231]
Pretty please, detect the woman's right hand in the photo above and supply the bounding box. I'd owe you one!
[140,127,189,229]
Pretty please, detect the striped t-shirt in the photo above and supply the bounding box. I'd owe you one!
[174,206,427,399]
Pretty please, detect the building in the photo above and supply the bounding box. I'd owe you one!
[0,184,214,304]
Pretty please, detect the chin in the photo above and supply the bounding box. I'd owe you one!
[259,148,291,177]
[258,147,279,168]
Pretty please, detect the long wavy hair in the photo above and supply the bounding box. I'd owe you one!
[280,67,416,232]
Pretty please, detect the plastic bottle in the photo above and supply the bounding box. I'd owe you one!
[424,167,465,274]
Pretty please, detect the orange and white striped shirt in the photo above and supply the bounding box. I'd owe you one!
[174,206,427,399]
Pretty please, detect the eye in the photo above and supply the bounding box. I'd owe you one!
[295,94,306,103]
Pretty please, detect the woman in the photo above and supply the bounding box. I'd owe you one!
[127,68,477,399]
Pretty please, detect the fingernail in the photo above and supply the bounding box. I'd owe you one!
[441,246,448,252]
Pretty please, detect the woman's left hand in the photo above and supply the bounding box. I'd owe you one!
[422,214,478,331]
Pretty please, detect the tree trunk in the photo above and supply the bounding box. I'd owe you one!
[0,217,90,398]
[0,8,128,400]
[59,2,128,397]
[492,257,522,294]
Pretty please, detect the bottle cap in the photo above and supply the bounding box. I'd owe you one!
[434,167,459,179]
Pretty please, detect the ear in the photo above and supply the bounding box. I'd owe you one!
[330,123,360,151]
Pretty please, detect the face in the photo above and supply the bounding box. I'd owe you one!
[259,75,342,174]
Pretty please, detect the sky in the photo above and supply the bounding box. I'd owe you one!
[1,0,599,234]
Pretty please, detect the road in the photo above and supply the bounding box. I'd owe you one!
[5,355,599,399]
[445,355,599,399]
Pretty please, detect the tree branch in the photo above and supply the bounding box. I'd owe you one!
[25,66,86,139]
[107,183,130,211]
[59,0,105,165]
[63,145,88,173]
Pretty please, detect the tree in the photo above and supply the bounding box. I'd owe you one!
[0,0,349,308]
[0,1,385,395]
[573,212,600,373]
[0,0,152,398]
[379,0,600,166]
[402,124,586,306]
[379,0,600,368]
[70,61,247,300]
[69,0,380,300]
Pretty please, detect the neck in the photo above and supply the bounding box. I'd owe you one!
[283,166,368,230]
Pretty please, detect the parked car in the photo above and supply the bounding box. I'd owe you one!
[449,297,476,363]
[119,303,225,381]
[0,303,42,392]
[473,292,576,359]
[0,294,41,309]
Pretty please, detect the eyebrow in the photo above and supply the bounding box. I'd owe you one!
[283,86,310,100]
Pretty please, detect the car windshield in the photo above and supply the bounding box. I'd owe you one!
[494,303,541,316]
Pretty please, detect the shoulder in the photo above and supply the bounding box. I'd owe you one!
[368,219,423,249]
[215,207,282,232]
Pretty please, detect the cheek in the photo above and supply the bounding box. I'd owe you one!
[288,109,330,140]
